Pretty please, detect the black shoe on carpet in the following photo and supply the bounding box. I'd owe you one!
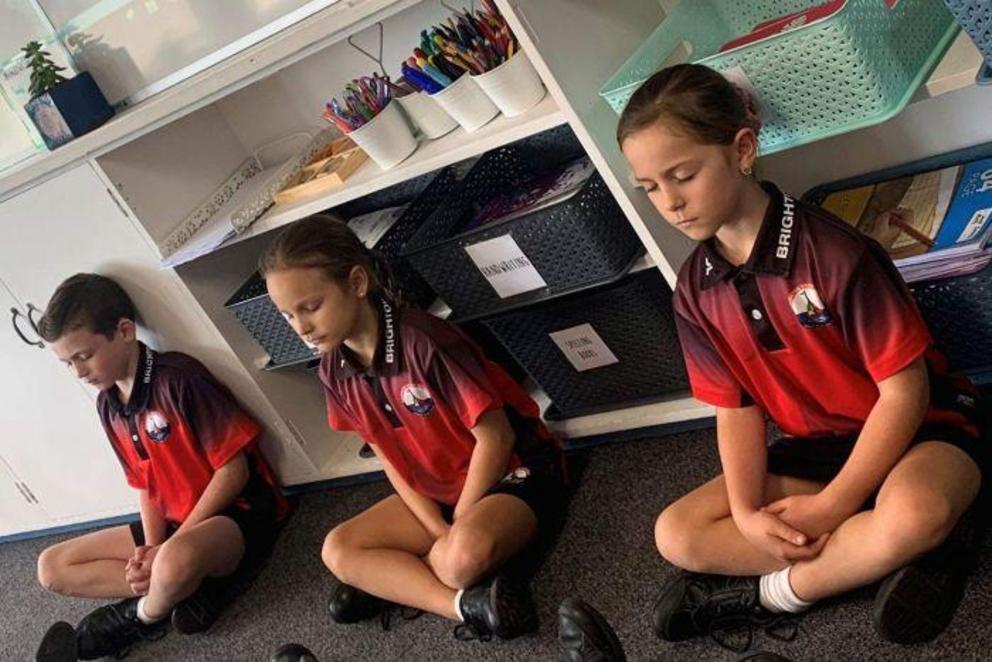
[270,642,319,661]
[75,597,168,660]
[455,575,538,641]
[172,576,234,634]
[653,572,797,652]
[557,596,626,661]
[327,582,388,625]
[737,651,793,662]
[35,621,76,662]
[872,505,986,644]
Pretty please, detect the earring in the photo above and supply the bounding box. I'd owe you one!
[741,164,754,177]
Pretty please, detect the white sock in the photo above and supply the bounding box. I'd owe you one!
[453,589,465,622]
[758,566,814,614]
[135,597,164,625]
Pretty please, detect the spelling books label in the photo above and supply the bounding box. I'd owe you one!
[464,234,547,299]
[549,323,620,372]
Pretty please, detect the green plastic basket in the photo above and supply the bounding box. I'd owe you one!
[601,0,959,155]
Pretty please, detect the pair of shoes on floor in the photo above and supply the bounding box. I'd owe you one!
[36,580,234,661]
[556,596,793,662]
[873,502,987,644]
[327,575,538,641]
[71,597,169,660]
[653,523,983,653]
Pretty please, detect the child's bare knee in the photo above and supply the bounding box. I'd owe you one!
[321,527,355,581]
[37,546,66,594]
[152,540,200,590]
[435,530,496,589]
[655,506,712,572]
[877,493,956,560]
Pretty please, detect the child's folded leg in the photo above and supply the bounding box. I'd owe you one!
[36,525,136,599]
[321,494,453,619]
[138,515,246,623]
[789,440,980,604]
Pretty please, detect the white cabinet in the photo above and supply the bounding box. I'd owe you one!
[0,455,49,538]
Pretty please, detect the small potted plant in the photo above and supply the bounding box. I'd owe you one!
[22,41,114,150]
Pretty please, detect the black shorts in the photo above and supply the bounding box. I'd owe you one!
[129,469,281,567]
[767,421,989,502]
[438,452,568,533]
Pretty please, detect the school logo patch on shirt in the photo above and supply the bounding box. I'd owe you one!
[400,384,435,416]
[501,467,531,484]
[143,410,172,442]
[789,284,832,328]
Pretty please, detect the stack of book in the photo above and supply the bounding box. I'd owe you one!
[819,156,992,283]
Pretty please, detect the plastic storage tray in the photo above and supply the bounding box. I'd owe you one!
[601,0,958,154]
[225,168,457,369]
[943,1,992,84]
[402,129,642,321]
[482,269,689,420]
[910,262,992,378]
[226,272,316,368]
[804,139,992,380]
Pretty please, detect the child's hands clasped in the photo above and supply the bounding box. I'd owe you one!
[124,544,159,596]
[763,493,846,540]
[737,508,830,564]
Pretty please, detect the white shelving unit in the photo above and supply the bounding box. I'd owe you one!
[1,0,991,492]
[227,95,565,250]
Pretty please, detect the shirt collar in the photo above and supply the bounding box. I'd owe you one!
[332,298,402,380]
[699,182,800,290]
[106,341,155,416]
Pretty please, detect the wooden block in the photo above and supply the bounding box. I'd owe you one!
[273,139,369,205]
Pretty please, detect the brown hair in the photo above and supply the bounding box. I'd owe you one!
[260,214,402,303]
[617,63,762,147]
[38,273,136,342]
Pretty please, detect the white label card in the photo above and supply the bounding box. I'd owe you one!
[348,205,405,248]
[549,324,620,372]
[464,234,547,299]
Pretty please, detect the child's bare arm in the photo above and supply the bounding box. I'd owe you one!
[719,406,824,561]
[821,356,929,513]
[138,489,167,547]
[375,446,450,540]
[454,408,516,520]
[717,405,769,520]
[768,358,929,539]
[174,451,250,535]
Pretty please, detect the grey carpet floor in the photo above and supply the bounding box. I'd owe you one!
[3,428,992,661]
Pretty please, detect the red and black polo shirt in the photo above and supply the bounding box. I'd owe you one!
[319,300,560,505]
[97,343,288,524]
[674,182,979,439]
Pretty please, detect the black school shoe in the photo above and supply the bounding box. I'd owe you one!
[737,652,794,662]
[557,597,626,662]
[873,503,988,644]
[455,575,538,641]
[75,597,168,660]
[327,582,422,631]
[653,572,798,653]
[35,621,77,662]
[328,582,387,624]
[172,576,235,634]
[269,643,319,661]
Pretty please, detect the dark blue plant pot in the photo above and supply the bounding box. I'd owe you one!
[24,72,114,150]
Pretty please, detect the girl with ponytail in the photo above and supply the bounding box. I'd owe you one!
[262,214,565,643]
[614,63,987,649]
